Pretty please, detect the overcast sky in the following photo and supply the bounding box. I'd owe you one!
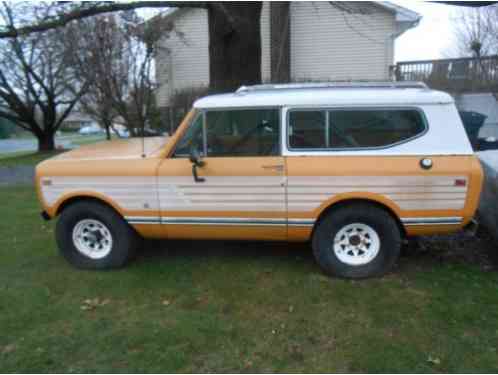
[391,0,461,62]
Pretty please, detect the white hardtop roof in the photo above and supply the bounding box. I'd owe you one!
[193,83,454,109]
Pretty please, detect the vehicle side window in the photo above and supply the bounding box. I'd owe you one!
[205,109,280,157]
[173,114,204,157]
[288,111,326,149]
[329,109,426,149]
[288,108,426,150]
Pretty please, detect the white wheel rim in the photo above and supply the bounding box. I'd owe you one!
[72,219,113,260]
[333,223,380,266]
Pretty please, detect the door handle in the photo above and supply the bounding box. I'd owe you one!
[191,159,205,183]
[261,164,284,172]
[192,164,205,182]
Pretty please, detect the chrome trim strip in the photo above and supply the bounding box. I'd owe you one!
[128,221,161,225]
[161,217,285,226]
[288,218,315,227]
[401,217,462,226]
[126,216,462,227]
[126,216,317,227]
[125,216,161,224]
[161,217,285,224]
[164,222,284,227]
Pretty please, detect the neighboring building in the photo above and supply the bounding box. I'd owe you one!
[60,112,98,131]
[153,2,420,121]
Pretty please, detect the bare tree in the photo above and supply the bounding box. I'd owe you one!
[452,5,498,57]
[67,12,167,137]
[0,3,88,151]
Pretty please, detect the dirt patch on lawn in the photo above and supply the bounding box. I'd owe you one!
[409,224,498,271]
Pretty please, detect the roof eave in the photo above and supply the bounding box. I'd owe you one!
[378,1,422,37]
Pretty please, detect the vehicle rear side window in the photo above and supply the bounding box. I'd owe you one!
[288,108,427,150]
[288,111,326,149]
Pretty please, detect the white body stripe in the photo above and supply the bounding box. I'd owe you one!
[41,175,468,215]
[41,177,159,211]
[158,176,286,212]
[287,176,467,211]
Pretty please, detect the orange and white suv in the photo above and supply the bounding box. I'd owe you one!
[36,82,483,278]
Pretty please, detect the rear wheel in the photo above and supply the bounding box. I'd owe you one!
[56,201,138,269]
[312,203,401,279]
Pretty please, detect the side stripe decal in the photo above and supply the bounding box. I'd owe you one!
[125,216,463,227]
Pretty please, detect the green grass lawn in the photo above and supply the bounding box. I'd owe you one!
[59,133,112,146]
[0,151,62,167]
[1,185,498,372]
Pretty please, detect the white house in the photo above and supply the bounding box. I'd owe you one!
[154,2,420,112]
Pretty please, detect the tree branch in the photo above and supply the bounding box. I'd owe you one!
[0,108,31,131]
[0,2,209,39]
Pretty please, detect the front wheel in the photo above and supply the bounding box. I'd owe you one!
[56,201,138,269]
[312,203,402,279]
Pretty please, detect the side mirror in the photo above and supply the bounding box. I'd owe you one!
[189,146,205,183]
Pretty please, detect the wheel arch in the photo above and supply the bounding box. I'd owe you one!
[312,197,406,238]
[54,193,124,218]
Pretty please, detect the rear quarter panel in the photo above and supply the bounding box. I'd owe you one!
[286,155,483,240]
[283,103,483,241]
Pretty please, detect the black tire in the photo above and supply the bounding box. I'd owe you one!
[312,203,402,279]
[56,201,139,269]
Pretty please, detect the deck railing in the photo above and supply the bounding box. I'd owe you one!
[392,55,498,93]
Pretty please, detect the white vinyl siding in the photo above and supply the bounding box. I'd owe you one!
[156,3,271,107]
[156,2,402,107]
[260,2,271,82]
[155,8,210,107]
[289,2,396,81]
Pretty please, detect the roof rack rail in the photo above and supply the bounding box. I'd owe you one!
[236,81,428,93]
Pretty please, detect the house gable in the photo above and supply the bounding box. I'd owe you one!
[154,2,420,108]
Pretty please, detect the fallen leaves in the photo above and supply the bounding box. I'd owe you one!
[80,298,110,311]
[427,355,441,365]
[1,344,17,354]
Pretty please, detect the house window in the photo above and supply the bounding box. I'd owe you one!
[288,108,427,150]
[205,109,280,157]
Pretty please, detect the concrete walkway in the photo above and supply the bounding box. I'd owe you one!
[0,165,35,186]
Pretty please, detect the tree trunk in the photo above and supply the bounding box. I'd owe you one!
[270,2,290,83]
[102,119,112,140]
[37,132,55,152]
[208,2,262,93]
